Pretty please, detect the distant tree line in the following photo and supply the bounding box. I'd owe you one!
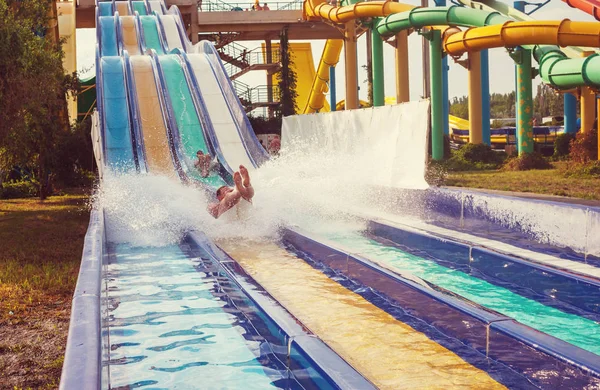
[450,84,576,122]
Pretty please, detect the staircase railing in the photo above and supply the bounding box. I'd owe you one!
[202,0,303,11]
[222,46,281,76]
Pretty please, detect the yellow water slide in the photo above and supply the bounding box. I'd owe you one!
[120,16,141,55]
[56,1,77,122]
[303,0,415,113]
[129,56,176,176]
[444,20,600,55]
[303,39,342,114]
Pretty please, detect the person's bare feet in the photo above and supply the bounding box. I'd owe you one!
[239,165,250,187]
[238,165,254,201]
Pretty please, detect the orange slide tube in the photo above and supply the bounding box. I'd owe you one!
[444,20,600,55]
[563,0,600,21]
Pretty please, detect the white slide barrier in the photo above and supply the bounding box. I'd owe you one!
[282,101,430,189]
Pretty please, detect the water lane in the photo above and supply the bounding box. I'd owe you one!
[325,230,600,356]
[103,242,290,389]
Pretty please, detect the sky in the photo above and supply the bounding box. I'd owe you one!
[76,0,597,105]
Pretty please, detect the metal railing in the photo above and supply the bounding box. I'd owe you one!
[201,0,303,12]
[222,46,281,76]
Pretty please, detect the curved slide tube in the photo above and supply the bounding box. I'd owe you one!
[304,0,415,24]
[303,39,343,114]
[563,0,600,21]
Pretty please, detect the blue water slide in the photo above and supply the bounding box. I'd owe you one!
[147,50,189,182]
[97,54,137,172]
[130,0,148,14]
[98,15,118,56]
[158,50,232,187]
[97,1,114,16]
[138,15,167,54]
[201,41,270,167]
[114,13,123,55]
[122,52,147,173]
[179,50,234,178]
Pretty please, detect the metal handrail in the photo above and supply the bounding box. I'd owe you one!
[201,0,303,12]
[221,46,281,76]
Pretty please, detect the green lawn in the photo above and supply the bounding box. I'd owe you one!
[446,168,600,201]
[0,191,90,389]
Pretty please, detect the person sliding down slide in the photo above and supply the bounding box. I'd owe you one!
[208,165,254,219]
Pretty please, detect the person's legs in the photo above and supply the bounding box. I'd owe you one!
[200,154,211,177]
[238,165,254,201]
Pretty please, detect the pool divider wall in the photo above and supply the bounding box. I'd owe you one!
[282,227,600,389]
[372,186,600,259]
[60,209,104,390]
[186,231,377,390]
[369,219,600,319]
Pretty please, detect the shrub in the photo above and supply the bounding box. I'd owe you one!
[445,143,507,171]
[560,160,600,178]
[553,133,576,160]
[502,152,552,171]
[425,158,447,186]
[570,127,598,163]
[0,180,39,199]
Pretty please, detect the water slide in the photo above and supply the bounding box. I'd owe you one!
[303,39,342,113]
[563,0,600,21]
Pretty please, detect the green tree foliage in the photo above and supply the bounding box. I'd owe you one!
[277,28,298,117]
[0,0,79,199]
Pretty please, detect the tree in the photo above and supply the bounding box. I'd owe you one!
[0,0,78,199]
[277,28,298,117]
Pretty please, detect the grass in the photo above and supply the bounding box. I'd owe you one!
[446,165,600,201]
[0,189,90,389]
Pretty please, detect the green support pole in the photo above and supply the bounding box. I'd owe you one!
[429,29,444,160]
[372,18,385,107]
[517,48,534,154]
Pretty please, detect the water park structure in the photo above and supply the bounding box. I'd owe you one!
[54,0,600,389]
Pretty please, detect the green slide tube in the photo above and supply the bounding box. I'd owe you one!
[372,18,385,107]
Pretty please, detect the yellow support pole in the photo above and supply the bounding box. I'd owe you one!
[395,30,410,103]
[581,86,596,133]
[344,20,359,110]
[468,51,483,144]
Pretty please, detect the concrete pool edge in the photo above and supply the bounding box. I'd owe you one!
[283,227,600,388]
[187,231,377,390]
[60,208,104,390]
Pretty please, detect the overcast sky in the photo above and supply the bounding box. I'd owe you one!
[77,0,597,104]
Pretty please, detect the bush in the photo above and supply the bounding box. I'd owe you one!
[445,143,507,171]
[425,158,447,186]
[553,133,576,160]
[0,180,39,199]
[570,127,598,163]
[502,152,552,171]
[560,160,600,178]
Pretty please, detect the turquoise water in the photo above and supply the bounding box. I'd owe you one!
[132,1,148,15]
[140,16,164,54]
[159,55,227,188]
[103,243,284,388]
[325,231,600,356]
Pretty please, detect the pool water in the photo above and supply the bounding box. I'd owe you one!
[102,242,306,389]
[323,231,600,356]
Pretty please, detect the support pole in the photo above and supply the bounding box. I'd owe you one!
[429,29,444,160]
[436,0,449,136]
[481,49,491,145]
[581,86,596,133]
[330,66,337,111]
[372,18,385,107]
[344,21,359,109]
[266,39,274,118]
[468,51,483,144]
[513,1,525,132]
[395,30,409,103]
[421,0,430,99]
[564,93,577,134]
[516,49,533,154]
